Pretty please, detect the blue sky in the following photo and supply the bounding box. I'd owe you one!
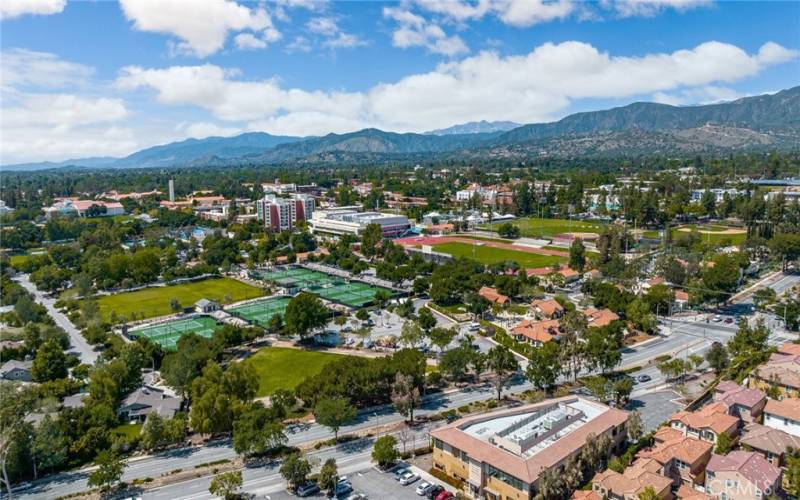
[1,0,798,164]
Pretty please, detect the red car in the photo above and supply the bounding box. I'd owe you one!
[435,492,454,500]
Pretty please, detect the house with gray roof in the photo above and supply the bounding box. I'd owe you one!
[0,360,33,382]
[740,422,800,468]
[118,386,182,422]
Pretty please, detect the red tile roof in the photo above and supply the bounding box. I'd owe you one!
[512,319,561,343]
[764,398,800,421]
[478,286,509,304]
[669,402,739,435]
[531,298,564,317]
[640,427,713,466]
[713,381,766,409]
[584,308,620,328]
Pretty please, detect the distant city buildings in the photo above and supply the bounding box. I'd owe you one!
[44,198,125,219]
[308,207,411,238]
[256,193,315,231]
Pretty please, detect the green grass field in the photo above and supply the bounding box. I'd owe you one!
[113,423,142,438]
[673,225,747,245]
[482,217,608,238]
[244,347,343,397]
[432,241,565,268]
[96,277,264,322]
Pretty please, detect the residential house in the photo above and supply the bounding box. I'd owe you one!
[638,427,714,489]
[669,402,740,445]
[675,290,690,309]
[531,298,564,320]
[62,392,88,409]
[762,398,800,438]
[748,344,800,398]
[739,423,800,467]
[526,266,581,284]
[591,457,672,499]
[512,319,561,346]
[431,396,628,500]
[585,308,621,329]
[117,386,181,422]
[704,451,782,500]
[712,381,767,424]
[0,360,32,382]
[478,286,509,305]
[572,491,601,500]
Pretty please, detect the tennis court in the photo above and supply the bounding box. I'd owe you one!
[128,315,219,350]
[310,281,392,308]
[227,296,291,326]
[259,267,395,307]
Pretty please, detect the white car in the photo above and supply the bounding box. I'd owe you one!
[416,481,433,496]
[400,472,420,486]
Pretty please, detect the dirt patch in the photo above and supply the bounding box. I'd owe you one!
[556,232,600,240]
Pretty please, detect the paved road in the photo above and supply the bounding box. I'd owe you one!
[13,273,98,365]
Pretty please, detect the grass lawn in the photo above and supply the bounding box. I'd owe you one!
[244,347,343,397]
[432,241,565,268]
[113,423,142,439]
[481,217,608,238]
[672,224,747,245]
[95,277,264,322]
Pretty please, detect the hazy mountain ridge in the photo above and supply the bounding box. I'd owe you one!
[4,87,798,171]
[425,120,521,135]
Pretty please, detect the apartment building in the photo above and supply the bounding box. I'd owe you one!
[256,193,315,232]
[592,458,672,499]
[712,381,766,424]
[668,402,740,445]
[638,427,714,489]
[739,423,800,467]
[705,451,782,500]
[762,398,800,438]
[748,344,800,399]
[430,397,628,500]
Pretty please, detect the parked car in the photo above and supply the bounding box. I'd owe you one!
[426,486,444,499]
[297,482,320,497]
[468,322,480,331]
[712,315,723,322]
[346,494,367,500]
[394,467,410,480]
[637,374,652,383]
[400,472,420,485]
[724,317,734,324]
[416,481,433,496]
[332,481,353,497]
[435,492,454,500]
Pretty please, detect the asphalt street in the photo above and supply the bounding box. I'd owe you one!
[13,273,98,365]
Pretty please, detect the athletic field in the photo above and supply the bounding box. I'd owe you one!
[259,267,394,307]
[227,296,291,326]
[481,217,608,239]
[96,277,264,322]
[128,315,219,350]
[432,241,565,268]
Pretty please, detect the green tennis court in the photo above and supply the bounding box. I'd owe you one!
[128,315,220,350]
[312,281,393,307]
[258,266,395,307]
[227,296,291,326]
[258,267,338,289]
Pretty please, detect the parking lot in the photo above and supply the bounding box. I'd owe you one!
[264,465,438,499]
[628,390,684,432]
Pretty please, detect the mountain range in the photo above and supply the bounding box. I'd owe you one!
[6,87,799,171]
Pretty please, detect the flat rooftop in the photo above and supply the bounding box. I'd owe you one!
[462,398,605,458]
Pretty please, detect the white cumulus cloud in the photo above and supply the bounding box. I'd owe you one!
[119,0,279,57]
[114,40,797,137]
[0,0,65,20]
[384,6,469,56]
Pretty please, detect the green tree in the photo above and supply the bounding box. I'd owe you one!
[497,222,520,239]
[569,238,586,272]
[372,435,399,468]
[715,431,733,455]
[706,342,729,374]
[232,403,287,456]
[440,345,472,381]
[87,450,124,491]
[391,373,421,423]
[31,338,69,382]
[584,327,622,374]
[318,458,339,497]
[314,398,356,442]
[417,307,437,332]
[728,318,770,359]
[525,342,560,393]
[209,470,242,500]
[399,320,423,348]
[627,410,644,442]
[284,292,329,338]
[169,298,182,313]
[638,485,660,500]
[613,377,634,406]
[466,293,491,320]
[280,452,311,492]
[429,327,456,354]
[190,361,258,435]
[786,448,800,497]
[360,223,383,260]
[486,345,519,401]
[31,414,68,478]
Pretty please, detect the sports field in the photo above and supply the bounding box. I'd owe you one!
[482,217,608,238]
[243,347,343,397]
[96,277,264,322]
[642,224,746,245]
[259,267,394,307]
[227,296,291,326]
[128,315,219,349]
[432,241,565,268]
